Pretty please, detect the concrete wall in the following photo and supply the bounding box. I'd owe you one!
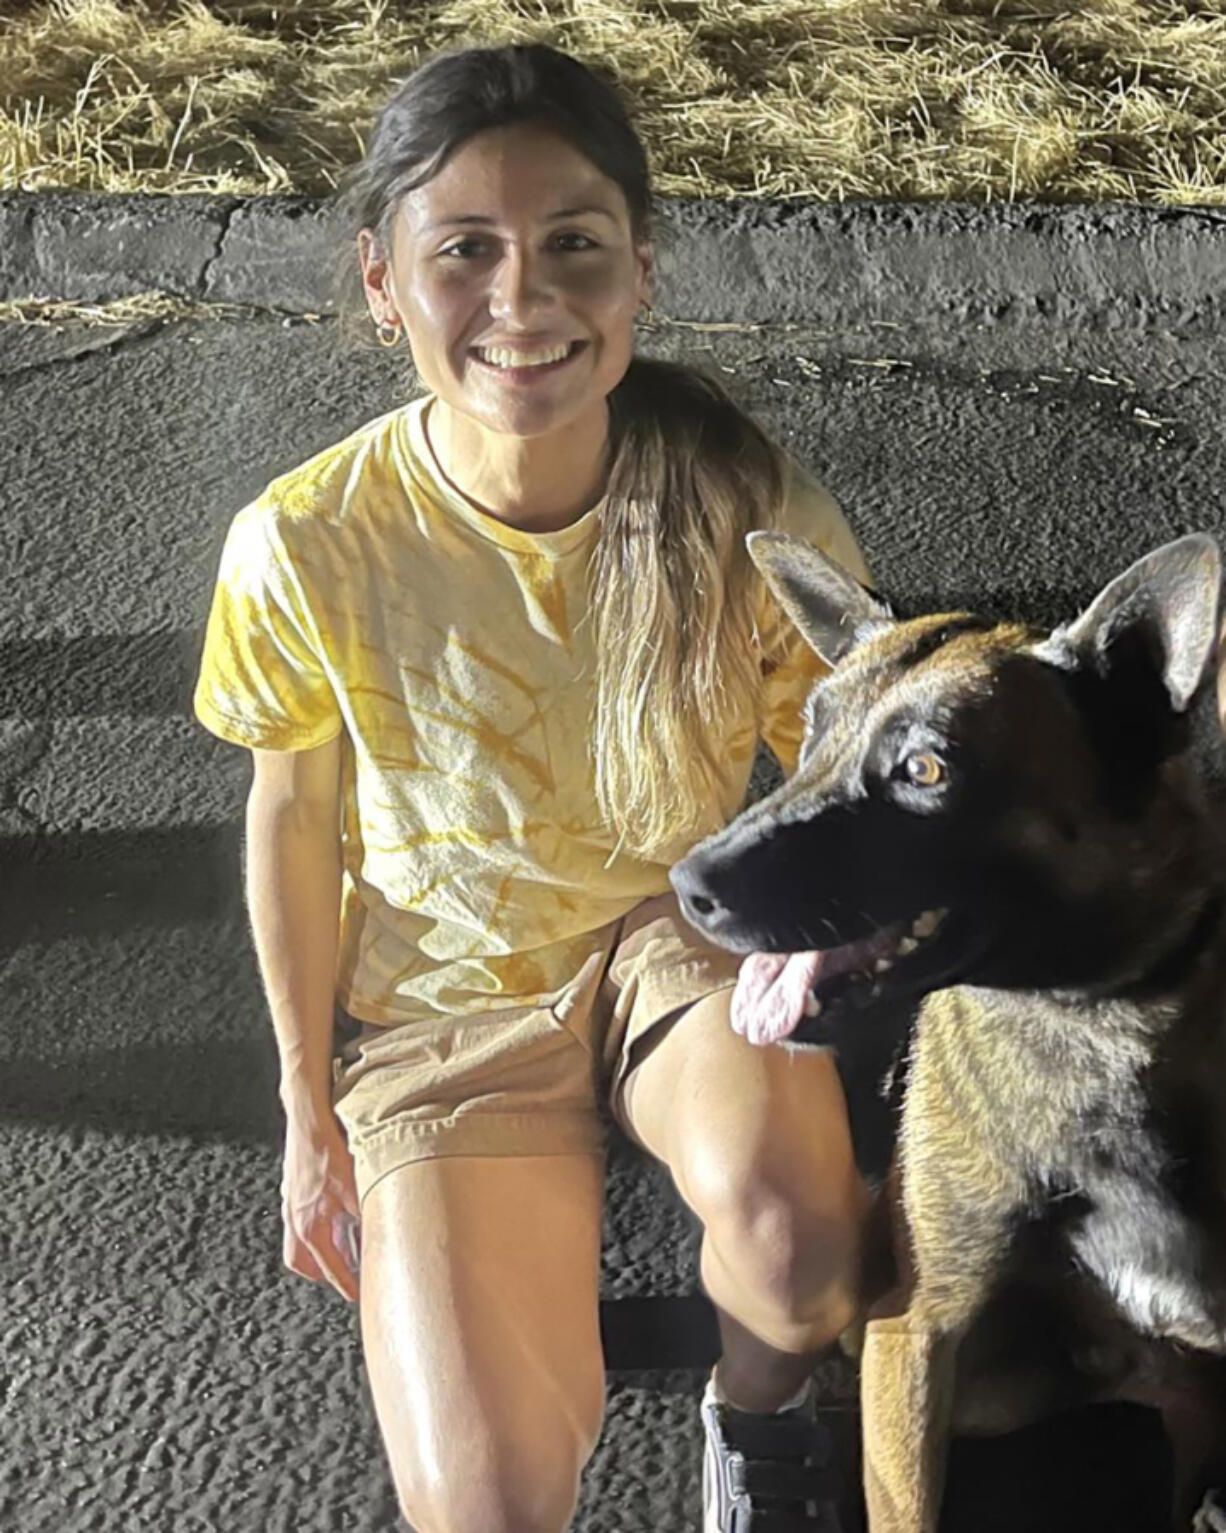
[2,192,1219,1531]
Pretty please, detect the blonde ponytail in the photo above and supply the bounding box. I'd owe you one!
[589,359,785,859]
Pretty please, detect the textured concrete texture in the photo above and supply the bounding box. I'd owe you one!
[6,197,1226,1529]
[3,191,1226,330]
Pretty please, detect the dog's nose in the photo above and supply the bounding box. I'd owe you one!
[669,855,726,929]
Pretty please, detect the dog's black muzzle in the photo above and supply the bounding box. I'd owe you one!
[670,822,813,952]
[673,794,947,954]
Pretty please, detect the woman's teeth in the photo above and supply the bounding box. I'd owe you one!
[475,341,576,369]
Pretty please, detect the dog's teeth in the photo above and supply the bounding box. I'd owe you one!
[803,993,822,1017]
[898,936,919,956]
[873,957,892,974]
[912,910,942,939]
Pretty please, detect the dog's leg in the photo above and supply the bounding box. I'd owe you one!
[858,1170,957,1533]
[861,1304,959,1533]
[860,1001,1031,1533]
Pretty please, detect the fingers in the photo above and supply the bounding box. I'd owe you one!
[284,1211,361,1305]
[279,1119,363,1302]
[336,1153,362,1223]
[330,1211,362,1288]
[311,1217,360,1305]
[286,1234,326,1286]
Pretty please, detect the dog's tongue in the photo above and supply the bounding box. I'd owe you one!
[731,951,825,1046]
[731,926,905,1047]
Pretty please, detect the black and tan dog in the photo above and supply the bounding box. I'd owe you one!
[672,532,1226,1532]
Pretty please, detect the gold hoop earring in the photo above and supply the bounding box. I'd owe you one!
[638,299,654,323]
[376,321,401,348]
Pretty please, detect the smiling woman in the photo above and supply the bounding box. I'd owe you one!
[194,41,876,1533]
[357,120,648,527]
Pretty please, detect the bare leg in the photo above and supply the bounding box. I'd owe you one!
[358,1152,606,1533]
[711,1306,826,1414]
[618,989,869,1409]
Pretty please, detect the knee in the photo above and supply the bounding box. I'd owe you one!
[393,1389,602,1533]
[687,1138,868,1336]
[397,1438,591,1533]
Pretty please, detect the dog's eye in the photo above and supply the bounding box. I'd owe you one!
[903,752,946,787]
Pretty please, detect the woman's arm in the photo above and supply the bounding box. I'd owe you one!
[245,734,361,1303]
[245,734,344,1124]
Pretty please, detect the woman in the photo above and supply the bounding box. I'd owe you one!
[194,42,872,1533]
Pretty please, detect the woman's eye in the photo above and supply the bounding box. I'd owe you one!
[440,234,596,259]
[902,752,946,788]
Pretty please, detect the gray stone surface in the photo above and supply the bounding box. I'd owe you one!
[4,215,1219,1526]
[0,192,232,306]
[3,191,1226,330]
[653,199,1226,331]
[202,196,338,314]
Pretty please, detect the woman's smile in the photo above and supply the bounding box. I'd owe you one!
[468,336,590,383]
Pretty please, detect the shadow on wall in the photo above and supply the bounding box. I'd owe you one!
[0,1038,283,1144]
[3,824,241,947]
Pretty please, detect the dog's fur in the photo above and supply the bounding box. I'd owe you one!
[672,533,1226,1531]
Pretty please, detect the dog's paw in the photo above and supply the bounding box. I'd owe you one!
[1192,1488,1226,1532]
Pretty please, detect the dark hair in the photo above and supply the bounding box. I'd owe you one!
[329,43,652,348]
[328,44,787,857]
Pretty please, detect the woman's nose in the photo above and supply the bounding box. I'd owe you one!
[487,248,555,322]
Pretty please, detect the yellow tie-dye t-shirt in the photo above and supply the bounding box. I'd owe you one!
[193,394,870,1024]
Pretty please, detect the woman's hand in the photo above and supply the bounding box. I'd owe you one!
[245,739,357,1301]
[281,1103,362,1304]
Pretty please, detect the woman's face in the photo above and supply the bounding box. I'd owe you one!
[359,122,652,440]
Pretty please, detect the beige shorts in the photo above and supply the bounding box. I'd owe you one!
[330,890,743,1207]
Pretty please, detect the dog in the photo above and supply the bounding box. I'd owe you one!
[671,531,1226,1532]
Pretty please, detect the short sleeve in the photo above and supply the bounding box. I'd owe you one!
[192,500,342,752]
[759,458,873,776]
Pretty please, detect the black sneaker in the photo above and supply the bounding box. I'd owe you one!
[701,1372,843,1532]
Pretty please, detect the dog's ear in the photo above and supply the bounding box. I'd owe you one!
[1038,533,1222,712]
[747,531,893,665]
